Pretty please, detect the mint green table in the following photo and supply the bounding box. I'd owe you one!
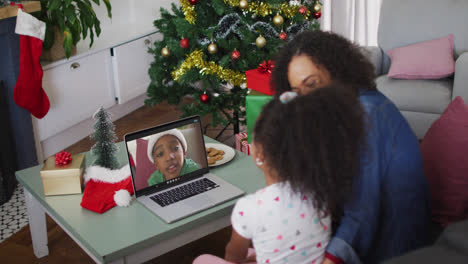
[16,137,265,263]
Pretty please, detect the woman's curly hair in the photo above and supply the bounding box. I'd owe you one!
[253,84,366,222]
[271,30,376,95]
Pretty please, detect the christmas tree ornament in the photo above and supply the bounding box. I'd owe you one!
[181,0,196,24]
[279,31,288,41]
[299,5,308,15]
[180,38,190,49]
[172,50,245,86]
[188,0,198,5]
[273,14,284,26]
[13,8,50,119]
[161,46,170,57]
[239,0,249,10]
[256,35,266,48]
[200,93,210,103]
[313,2,322,13]
[231,49,241,60]
[313,11,322,19]
[55,150,73,166]
[208,42,218,54]
[213,93,220,97]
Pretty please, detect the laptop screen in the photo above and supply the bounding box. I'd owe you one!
[124,116,209,196]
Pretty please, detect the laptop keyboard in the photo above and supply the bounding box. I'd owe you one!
[150,178,220,207]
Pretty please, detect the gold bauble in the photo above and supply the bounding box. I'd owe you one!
[161,46,170,57]
[256,35,266,48]
[239,0,249,10]
[313,2,322,13]
[208,42,218,54]
[273,14,284,26]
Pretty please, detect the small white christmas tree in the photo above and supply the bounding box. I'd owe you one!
[90,107,119,169]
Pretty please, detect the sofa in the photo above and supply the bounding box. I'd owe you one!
[384,220,468,264]
[364,0,468,139]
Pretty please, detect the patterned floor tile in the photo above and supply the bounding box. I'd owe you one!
[0,184,28,243]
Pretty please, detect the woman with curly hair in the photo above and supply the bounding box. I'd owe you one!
[194,84,366,264]
[271,30,431,264]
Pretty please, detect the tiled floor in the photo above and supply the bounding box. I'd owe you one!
[0,184,28,243]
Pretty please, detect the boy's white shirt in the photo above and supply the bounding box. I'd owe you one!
[231,182,331,264]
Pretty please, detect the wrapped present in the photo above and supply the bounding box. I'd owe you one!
[241,140,251,155]
[235,132,248,151]
[246,60,275,95]
[246,90,273,143]
[40,153,86,196]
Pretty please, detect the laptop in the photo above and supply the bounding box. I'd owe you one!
[124,116,245,223]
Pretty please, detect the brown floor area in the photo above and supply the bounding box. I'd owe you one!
[0,102,238,263]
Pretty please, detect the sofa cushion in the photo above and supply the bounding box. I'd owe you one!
[421,96,468,227]
[386,35,455,79]
[376,75,452,114]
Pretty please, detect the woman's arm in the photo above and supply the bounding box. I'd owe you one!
[225,228,252,263]
[325,100,383,264]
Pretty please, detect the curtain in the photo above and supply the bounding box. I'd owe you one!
[320,0,382,46]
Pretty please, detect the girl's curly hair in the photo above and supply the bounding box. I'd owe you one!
[271,30,376,95]
[253,84,366,222]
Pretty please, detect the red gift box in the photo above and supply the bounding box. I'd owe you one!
[241,140,251,155]
[235,132,248,151]
[246,60,275,95]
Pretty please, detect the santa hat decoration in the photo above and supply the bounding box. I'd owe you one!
[147,129,188,163]
[80,165,135,214]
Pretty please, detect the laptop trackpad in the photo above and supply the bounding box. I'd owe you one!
[186,195,214,207]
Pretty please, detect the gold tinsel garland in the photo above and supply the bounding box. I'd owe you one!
[180,0,196,24]
[223,0,309,19]
[172,50,246,87]
[181,0,311,24]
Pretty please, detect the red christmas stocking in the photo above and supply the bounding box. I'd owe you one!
[13,8,50,119]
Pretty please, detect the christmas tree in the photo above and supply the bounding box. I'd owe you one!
[90,107,119,169]
[146,0,322,131]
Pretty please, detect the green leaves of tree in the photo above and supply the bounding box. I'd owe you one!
[63,27,73,57]
[47,0,61,11]
[64,5,76,25]
[36,0,112,59]
[211,0,225,16]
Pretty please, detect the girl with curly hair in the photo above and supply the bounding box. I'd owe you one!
[194,84,366,264]
[271,30,431,264]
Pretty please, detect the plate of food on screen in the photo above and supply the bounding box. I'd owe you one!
[205,143,235,167]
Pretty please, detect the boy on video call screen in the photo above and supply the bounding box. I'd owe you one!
[126,123,208,191]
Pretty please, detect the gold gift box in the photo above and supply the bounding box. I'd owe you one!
[40,154,86,196]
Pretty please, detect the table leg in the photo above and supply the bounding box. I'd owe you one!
[24,187,49,258]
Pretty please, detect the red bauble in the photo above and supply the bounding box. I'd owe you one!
[313,12,322,19]
[279,32,288,41]
[298,6,308,15]
[200,93,210,103]
[231,49,241,60]
[180,38,190,49]
[188,0,198,5]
